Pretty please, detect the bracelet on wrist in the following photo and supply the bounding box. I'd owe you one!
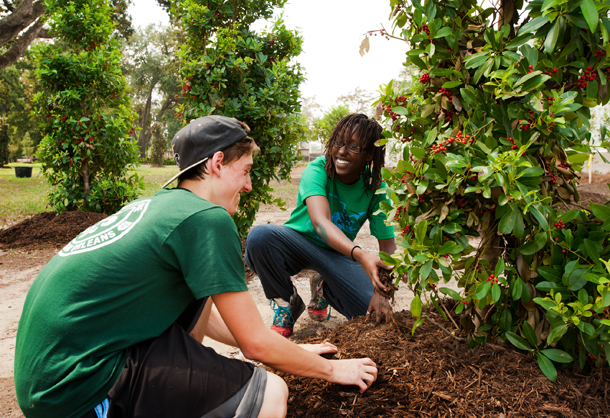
[350,245,361,261]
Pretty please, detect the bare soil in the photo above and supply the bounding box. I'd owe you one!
[1,173,610,417]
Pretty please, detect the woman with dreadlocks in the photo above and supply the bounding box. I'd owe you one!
[245,113,396,338]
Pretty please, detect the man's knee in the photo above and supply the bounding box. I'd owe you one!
[257,372,287,418]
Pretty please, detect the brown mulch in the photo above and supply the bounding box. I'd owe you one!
[0,211,107,250]
[284,308,610,418]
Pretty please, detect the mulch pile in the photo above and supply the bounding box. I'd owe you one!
[0,211,107,250]
[284,308,610,418]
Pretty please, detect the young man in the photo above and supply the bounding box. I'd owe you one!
[14,116,377,418]
[245,113,397,338]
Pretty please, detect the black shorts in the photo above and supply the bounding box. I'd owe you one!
[82,299,267,418]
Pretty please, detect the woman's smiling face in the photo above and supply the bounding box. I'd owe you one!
[331,132,373,185]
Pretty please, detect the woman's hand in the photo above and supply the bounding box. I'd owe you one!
[299,342,338,355]
[353,248,392,294]
[366,292,393,324]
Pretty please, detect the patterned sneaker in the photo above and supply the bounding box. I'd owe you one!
[270,287,305,338]
[308,273,331,322]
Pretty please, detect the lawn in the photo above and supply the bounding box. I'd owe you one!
[0,163,298,228]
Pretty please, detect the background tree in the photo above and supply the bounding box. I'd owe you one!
[337,86,375,115]
[148,121,166,165]
[0,117,9,166]
[0,0,133,70]
[33,0,142,214]
[310,104,350,142]
[21,131,33,157]
[377,0,610,379]
[122,23,183,159]
[174,0,306,235]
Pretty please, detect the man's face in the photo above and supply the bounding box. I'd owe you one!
[218,153,253,215]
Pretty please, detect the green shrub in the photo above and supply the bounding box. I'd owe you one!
[377,0,610,380]
[32,0,142,214]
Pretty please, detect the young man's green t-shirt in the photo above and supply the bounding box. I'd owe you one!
[14,188,247,418]
[284,156,394,248]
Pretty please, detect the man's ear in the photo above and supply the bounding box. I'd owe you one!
[209,151,224,176]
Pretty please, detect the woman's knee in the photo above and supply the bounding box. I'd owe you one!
[257,372,287,418]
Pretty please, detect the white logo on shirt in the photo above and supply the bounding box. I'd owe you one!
[58,200,151,257]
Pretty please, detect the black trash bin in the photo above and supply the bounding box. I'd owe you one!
[14,166,33,178]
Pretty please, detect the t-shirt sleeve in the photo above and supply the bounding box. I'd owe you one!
[368,185,395,240]
[299,158,328,202]
[163,207,247,299]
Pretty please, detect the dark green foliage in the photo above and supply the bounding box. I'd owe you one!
[377,0,610,377]
[32,0,142,214]
[0,118,9,166]
[174,0,306,235]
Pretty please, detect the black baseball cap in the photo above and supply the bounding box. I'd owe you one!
[162,115,248,188]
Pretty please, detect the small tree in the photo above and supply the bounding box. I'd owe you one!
[174,0,306,234]
[0,117,9,166]
[148,122,167,166]
[377,0,610,379]
[32,0,142,214]
[311,104,351,142]
[21,131,34,157]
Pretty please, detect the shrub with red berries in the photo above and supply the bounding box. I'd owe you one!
[374,0,610,378]
[33,0,142,214]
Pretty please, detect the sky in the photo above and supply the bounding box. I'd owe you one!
[128,0,410,113]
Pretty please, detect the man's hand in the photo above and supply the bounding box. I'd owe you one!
[366,291,393,324]
[299,342,337,355]
[328,358,378,393]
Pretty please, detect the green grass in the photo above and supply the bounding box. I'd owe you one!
[0,163,297,227]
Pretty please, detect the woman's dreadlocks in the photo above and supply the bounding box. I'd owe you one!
[323,113,385,192]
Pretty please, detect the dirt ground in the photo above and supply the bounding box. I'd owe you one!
[1,171,609,417]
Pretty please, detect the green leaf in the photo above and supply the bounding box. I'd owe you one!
[439,287,462,300]
[494,258,505,277]
[434,27,453,38]
[520,232,547,255]
[541,349,574,363]
[499,208,517,234]
[538,354,558,382]
[519,16,550,34]
[412,317,425,335]
[442,81,463,89]
[439,241,463,255]
[411,294,423,317]
[581,0,599,33]
[584,238,601,261]
[591,203,610,222]
[529,206,549,230]
[535,281,567,292]
[474,281,492,300]
[379,251,400,265]
[491,283,501,303]
[541,0,562,12]
[506,331,532,351]
[410,146,426,160]
[499,309,512,332]
[523,321,538,348]
[544,20,560,53]
[420,259,433,279]
[547,324,568,344]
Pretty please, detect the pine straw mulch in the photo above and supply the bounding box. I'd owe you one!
[282,308,610,418]
[0,211,107,250]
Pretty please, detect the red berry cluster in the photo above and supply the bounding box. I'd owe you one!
[527,64,534,74]
[443,108,455,122]
[384,96,408,121]
[182,83,192,92]
[420,72,430,83]
[548,168,558,185]
[576,66,597,89]
[558,162,569,169]
[417,194,426,203]
[518,118,532,131]
[595,49,607,61]
[554,220,566,229]
[486,274,498,284]
[439,88,452,99]
[431,142,447,153]
[401,174,408,184]
[401,225,413,236]
[409,154,417,163]
[429,283,439,293]
[394,205,407,221]
[455,195,468,208]
[543,66,558,76]
[400,136,412,143]
[507,136,518,150]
